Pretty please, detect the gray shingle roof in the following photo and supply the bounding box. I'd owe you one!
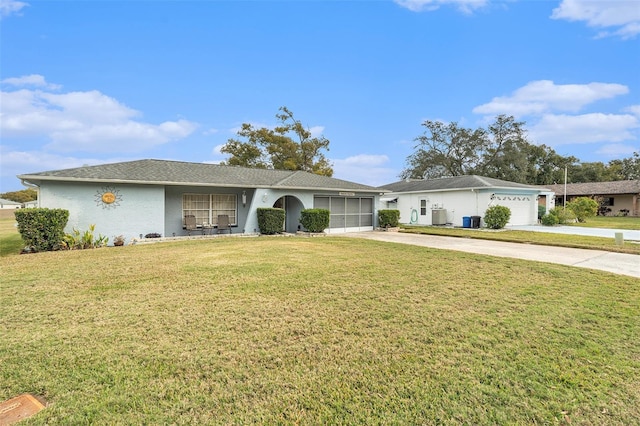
[380,175,542,193]
[0,198,21,205]
[543,180,640,196]
[18,159,382,192]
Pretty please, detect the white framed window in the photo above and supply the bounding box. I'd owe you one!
[183,194,237,227]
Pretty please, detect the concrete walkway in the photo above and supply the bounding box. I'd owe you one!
[345,231,640,279]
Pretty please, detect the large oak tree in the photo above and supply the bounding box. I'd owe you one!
[220,107,333,176]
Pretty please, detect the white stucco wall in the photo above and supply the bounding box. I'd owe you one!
[389,188,541,227]
[39,182,164,244]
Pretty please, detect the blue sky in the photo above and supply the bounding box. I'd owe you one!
[1,0,639,192]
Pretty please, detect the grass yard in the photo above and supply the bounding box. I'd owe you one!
[1,235,639,424]
[568,215,640,230]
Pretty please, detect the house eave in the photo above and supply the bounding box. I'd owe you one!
[18,175,387,194]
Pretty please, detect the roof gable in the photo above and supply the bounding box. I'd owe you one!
[18,159,382,192]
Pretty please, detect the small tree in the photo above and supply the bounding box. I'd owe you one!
[566,197,598,223]
[299,209,330,233]
[484,205,511,229]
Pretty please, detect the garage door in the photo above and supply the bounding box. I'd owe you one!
[492,194,535,226]
[314,196,374,233]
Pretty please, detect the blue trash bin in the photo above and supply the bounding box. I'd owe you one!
[462,216,471,228]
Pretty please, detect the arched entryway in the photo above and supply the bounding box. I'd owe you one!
[273,195,305,233]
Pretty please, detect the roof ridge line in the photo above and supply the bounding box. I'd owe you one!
[273,170,303,186]
[474,175,493,187]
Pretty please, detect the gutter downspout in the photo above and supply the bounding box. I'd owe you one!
[20,179,40,208]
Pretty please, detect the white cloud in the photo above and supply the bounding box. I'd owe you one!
[551,0,640,39]
[394,0,487,14]
[473,80,629,116]
[0,0,28,18]
[624,105,640,117]
[596,143,640,157]
[529,113,639,146]
[1,74,60,90]
[212,144,225,155]
[0,76,197,153]
[308,125,325,138]
[332,154,397,186]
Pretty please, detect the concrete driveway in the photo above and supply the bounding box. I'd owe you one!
[345,231,640,279]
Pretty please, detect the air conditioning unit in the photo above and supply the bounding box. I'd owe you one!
[432,209,447,225]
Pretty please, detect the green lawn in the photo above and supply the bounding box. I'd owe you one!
[568,215,640,230]
[1,233,639,424]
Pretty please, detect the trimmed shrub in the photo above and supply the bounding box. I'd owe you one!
[257,208,285,235]
[541,213,559,226]
[566,197,598,223]
[300,208,330,233]
[538,205,546,220]
[549,207,576,225]
[14,208,69,252]
[378,209,400,228]
[483,205,511,229]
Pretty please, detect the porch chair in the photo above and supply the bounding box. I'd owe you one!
[184,214,198,236]
[217,214,231,234]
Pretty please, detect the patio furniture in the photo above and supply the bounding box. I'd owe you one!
[217,215,231,234]
[184,215,197,236]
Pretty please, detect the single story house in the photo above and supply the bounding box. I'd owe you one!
[18,159,386,242]
[544,180,640,216]
[0,198,21,209]
[379,175,553,227]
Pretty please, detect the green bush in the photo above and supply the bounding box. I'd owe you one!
[378,209,400,228]
[257,208,285,235]
[62,224,109,250]
[566,197,598,223]
[549,207,576,225]
[540,213,559,226]
[538,205,546,220]
[483,205,511,229]
[14,208,69,252]
[300,208,330,233]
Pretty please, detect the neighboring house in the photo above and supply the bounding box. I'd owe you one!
[17,159,386,242]
[380,175,553,227]
[544,180,640,216]
[0,198,21,209]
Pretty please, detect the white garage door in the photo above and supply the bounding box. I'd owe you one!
[492,194,535,226]
[314,196,374,233]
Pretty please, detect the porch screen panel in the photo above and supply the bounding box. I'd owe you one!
[314,196,330,210]
[360,198,373,226]
[346,198,360,227]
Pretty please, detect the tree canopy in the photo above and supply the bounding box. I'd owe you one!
[220,107,333,177]
[401,115,638,185]
[0,188,37,203]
